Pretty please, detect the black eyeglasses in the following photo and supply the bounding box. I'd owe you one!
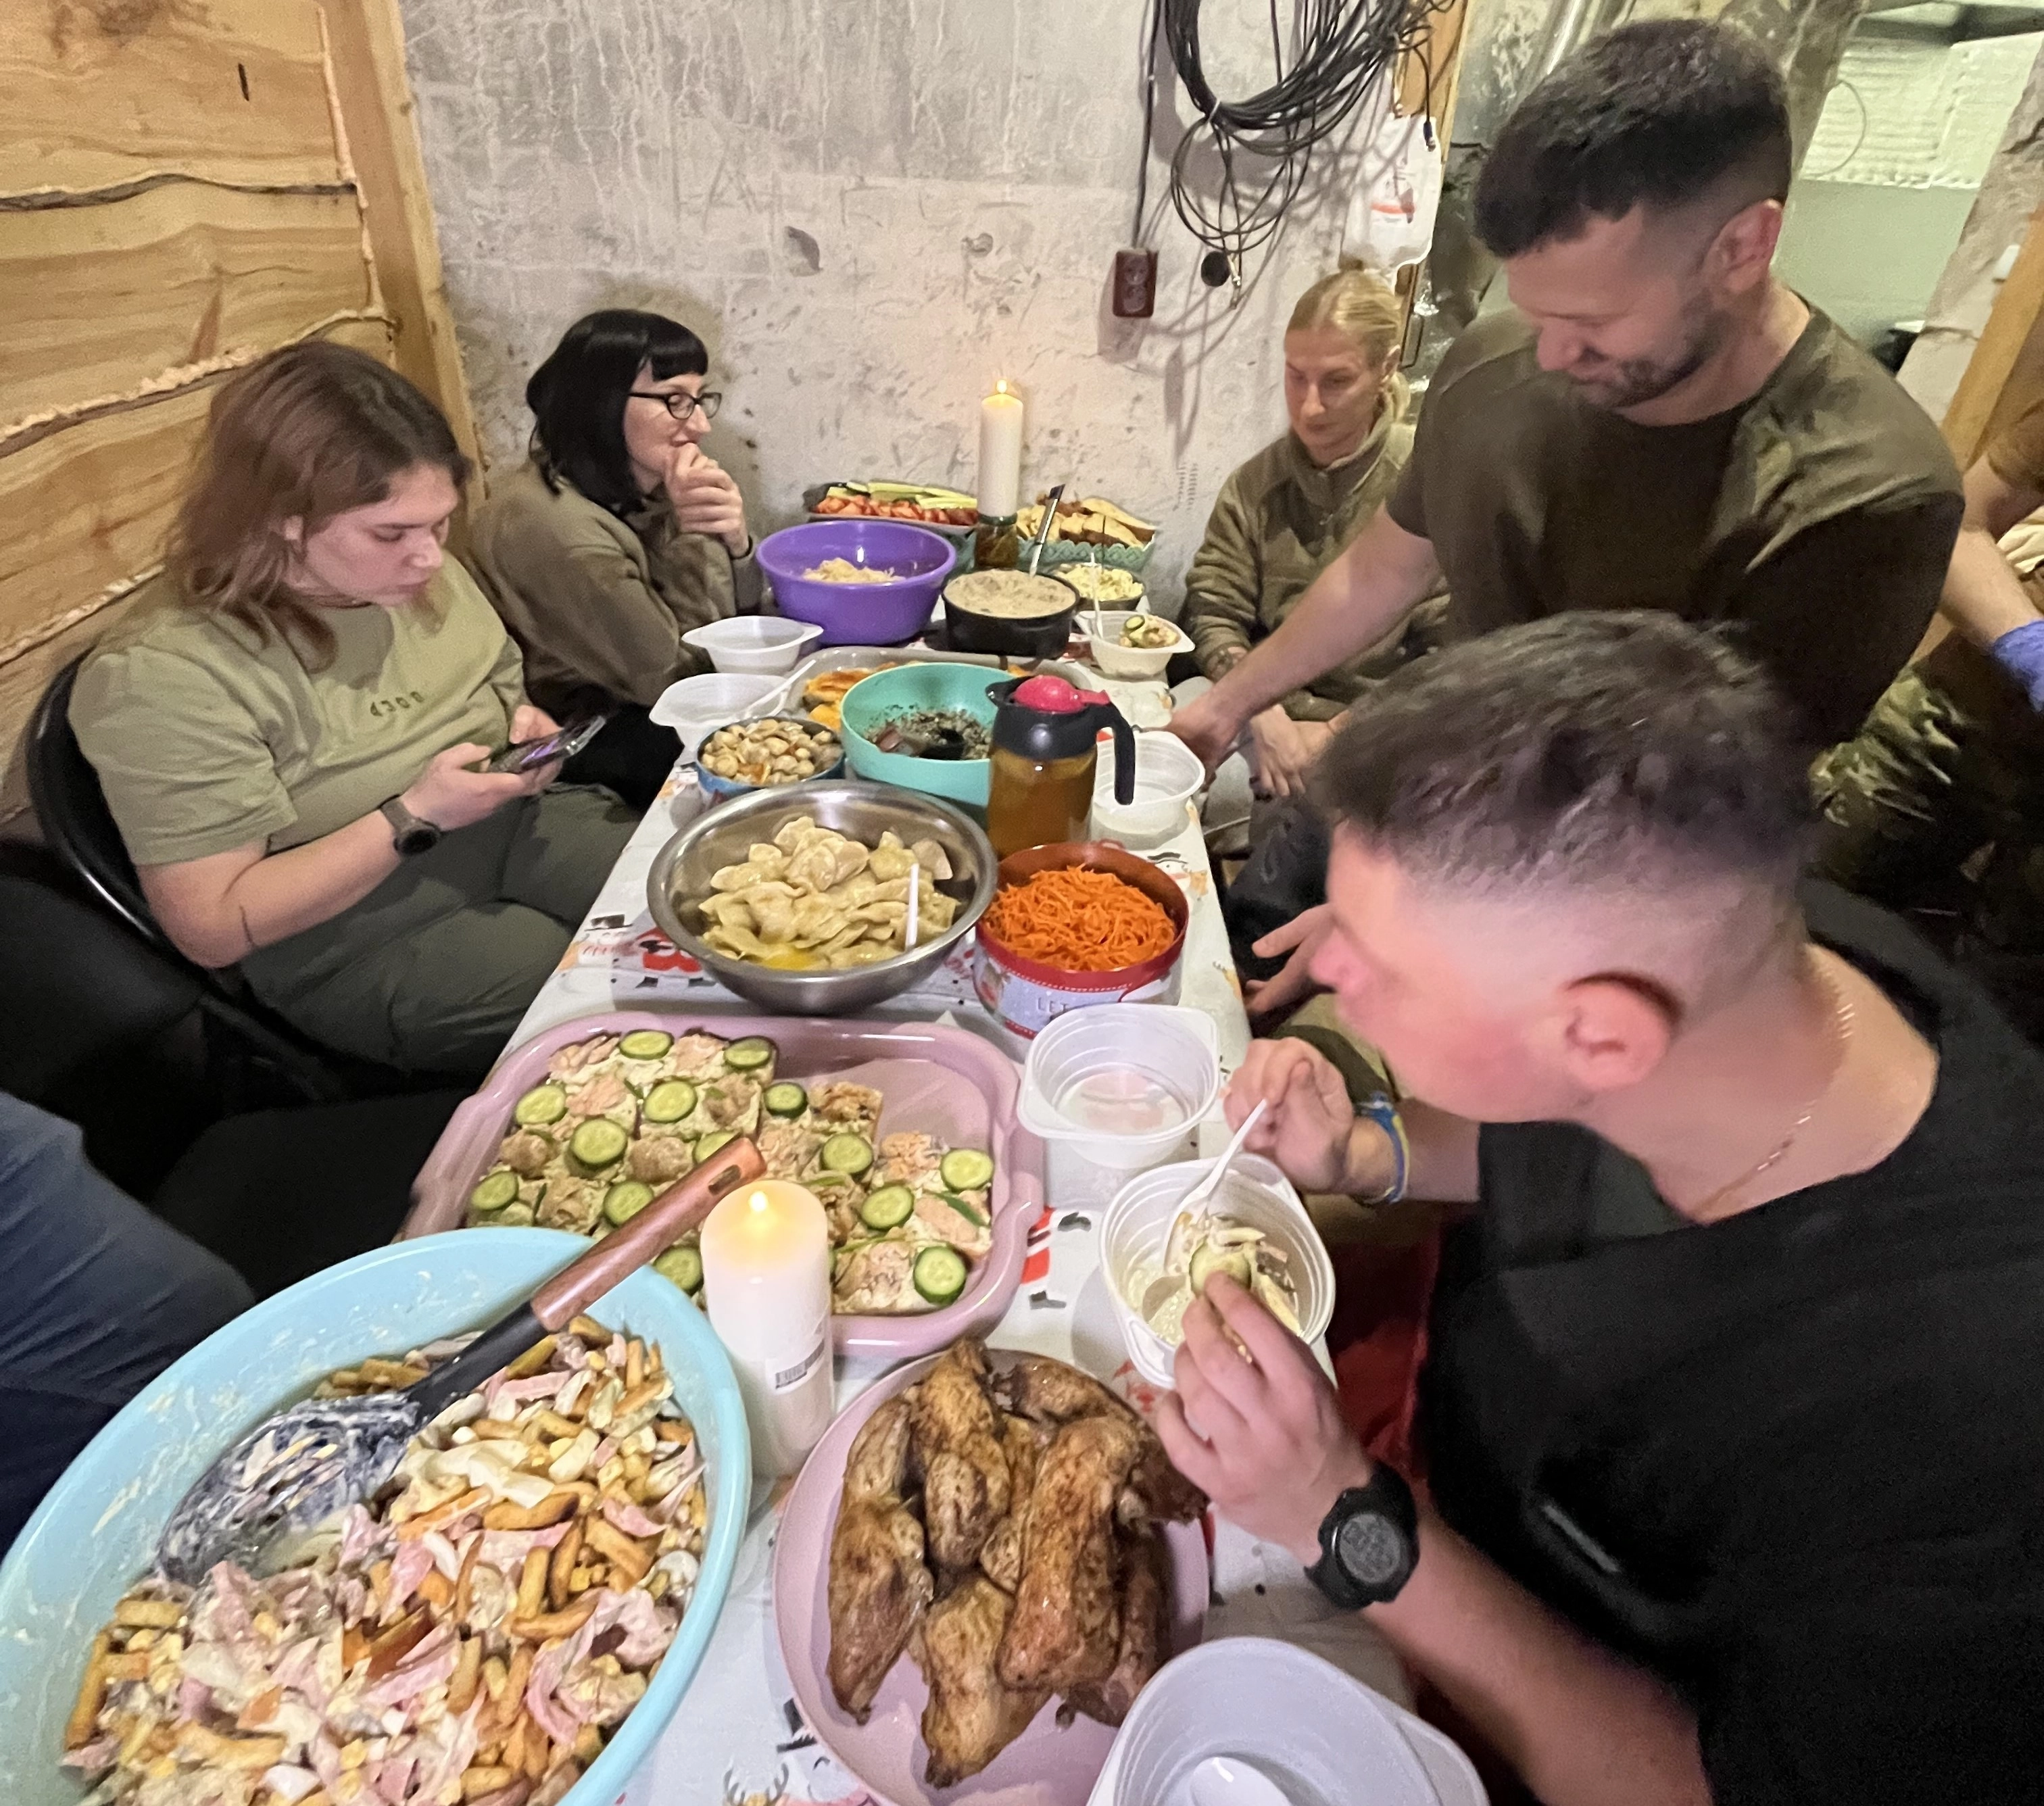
[628,389,722,422]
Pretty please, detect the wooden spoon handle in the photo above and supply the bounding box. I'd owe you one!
[531,1138,765,1327]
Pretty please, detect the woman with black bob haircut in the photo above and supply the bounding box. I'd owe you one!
[469,308,756,809]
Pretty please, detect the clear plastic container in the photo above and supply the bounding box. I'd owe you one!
[1101,1154,1333,1389]
[1091,731,1207,848]
[681,615,823,675]
[1017,1003,1219,1173]
[1105,1639,1447,1806]
[649,673,781,756]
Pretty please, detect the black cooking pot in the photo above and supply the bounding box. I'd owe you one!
[943,570,1077,660]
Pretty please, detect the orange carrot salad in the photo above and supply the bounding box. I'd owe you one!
[981,866,1175,971]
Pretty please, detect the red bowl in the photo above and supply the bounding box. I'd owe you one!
[975,841,1189,990]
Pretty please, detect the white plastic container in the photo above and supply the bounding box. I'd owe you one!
[1102,1153,1334,1388]
[1018,1003,1219,1173]
[1101,1639,1463,1806]
[681,614,823,675]
[1082,608,1193,681]
[649,672,781,757]
[1092,730,1207,848]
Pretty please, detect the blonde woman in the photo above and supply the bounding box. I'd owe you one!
[70,342,635,1077]
[1182,266,1427,805]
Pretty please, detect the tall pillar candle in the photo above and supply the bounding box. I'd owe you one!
[699,1178,833,1476]
[977,379,1025,519]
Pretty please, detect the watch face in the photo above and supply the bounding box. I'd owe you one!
[1336,1510,1408,1588]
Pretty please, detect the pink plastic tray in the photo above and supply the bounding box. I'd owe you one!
[773,1348,1208,1806]
[406,1012,1044,1359]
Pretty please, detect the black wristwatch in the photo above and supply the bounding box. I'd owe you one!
[379,796,442,856]
[1307,1465,1419,1609]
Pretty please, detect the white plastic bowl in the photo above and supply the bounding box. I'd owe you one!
[1092,730,1207,848]
[681,614,824,675]
[650,671,781,756]
[1084,608,1192,681]
[1019,1002,1219,1173]
[1102,1154,1334,1388]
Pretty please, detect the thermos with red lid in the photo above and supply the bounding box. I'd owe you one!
[986,675,1135,857]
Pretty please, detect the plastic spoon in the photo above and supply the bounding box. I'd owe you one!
[1139,1099,1269,1320]
[1190,1756,1294,1806]
[904,867,921,950]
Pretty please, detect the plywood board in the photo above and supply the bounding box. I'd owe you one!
[0,185,374,430]
[0,0,345,197]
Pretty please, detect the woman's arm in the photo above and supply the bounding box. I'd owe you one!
[140,743,542,968]
[1182,479,1265,681]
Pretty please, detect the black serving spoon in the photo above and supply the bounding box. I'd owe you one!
[155,1138,766,1583]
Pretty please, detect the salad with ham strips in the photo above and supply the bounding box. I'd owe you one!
[62,1318,708,1806]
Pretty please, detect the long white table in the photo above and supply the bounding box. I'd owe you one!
[507,739,1421,1805]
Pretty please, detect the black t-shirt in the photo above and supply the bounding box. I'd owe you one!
[1421,885,2044,1804]
[1388,309,1963,745]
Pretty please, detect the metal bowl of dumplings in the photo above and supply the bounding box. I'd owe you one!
[646,779,998,1015]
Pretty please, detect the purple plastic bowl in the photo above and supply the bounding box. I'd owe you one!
[756,520,958,647]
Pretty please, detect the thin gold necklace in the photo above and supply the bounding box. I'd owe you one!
[1686,955,1855,1219]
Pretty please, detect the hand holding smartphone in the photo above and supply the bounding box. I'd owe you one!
[486,714,608,775]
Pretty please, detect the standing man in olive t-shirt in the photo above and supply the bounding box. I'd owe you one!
[1173,18,1962,787]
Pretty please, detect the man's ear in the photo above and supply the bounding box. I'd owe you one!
[1707,198,1783,297]
[1551,973,1677,1096]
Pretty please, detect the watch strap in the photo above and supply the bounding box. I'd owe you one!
[379,795,441,854]
[1307,1464,1419,1609]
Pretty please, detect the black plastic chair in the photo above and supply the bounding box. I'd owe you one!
[28,656,355,1104]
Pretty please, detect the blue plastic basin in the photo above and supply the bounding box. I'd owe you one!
[0,1229,750,1805]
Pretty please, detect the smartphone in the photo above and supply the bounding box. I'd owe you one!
[487,714,608,775]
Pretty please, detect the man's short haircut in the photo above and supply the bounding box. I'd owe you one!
[1312,612,1816,906]
[1474,19,1791,260]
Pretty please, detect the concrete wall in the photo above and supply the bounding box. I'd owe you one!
[396,0,1405,611]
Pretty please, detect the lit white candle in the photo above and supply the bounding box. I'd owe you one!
[700,1178,833,1476]
[977,379,1025,520]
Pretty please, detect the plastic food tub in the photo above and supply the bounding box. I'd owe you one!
[1090,731,1206,848]
[1080,608,1192,681]
[650,671,782,757]
[974,841,1188,1041]
[0,1229,750,1806]
[756,521,958,647]
[1018,1002,1219,1173]
[406,1012,1045,1360]
[681,614,823,675]
[1101,1154,1333,1388]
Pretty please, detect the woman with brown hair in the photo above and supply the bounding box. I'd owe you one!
[70,340,633,1077]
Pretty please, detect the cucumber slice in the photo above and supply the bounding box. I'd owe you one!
[723,1036,776,1072]
[643,1079,698,1125]
[859,1184,916,1230]
[938,1191,987,1227]
[1188,1243,1254,1296]
[498,1201,536,1227]
[568,1117,629,1171]
[512,1083,568,1128]
[912,1245,970,1306]
[469,1170,520,1213]
[604,1179,655,1225]
[821,1133,874,1177]
[654,1244,704,1294]
[763,1081,809,1119]
[938,1148,994,1192]
[695,1129,737,1161]
[619,1029,674,1060]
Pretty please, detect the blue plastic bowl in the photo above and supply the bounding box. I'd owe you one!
[757,520,958,646]
[839,662,1001,808]
[693,712,846,803]
[0,1230,750,1806]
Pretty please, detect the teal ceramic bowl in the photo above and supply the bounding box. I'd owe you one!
[840,662,1001,808]
[0,1230,750,1806]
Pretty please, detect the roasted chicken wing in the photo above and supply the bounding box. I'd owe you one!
[914,1576,1049,1786]
[1063,1526,1167,1727]
[827,1397,933,1721]
[912,1341,1011,1576]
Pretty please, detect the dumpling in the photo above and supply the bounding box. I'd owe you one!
[910,838,954,881]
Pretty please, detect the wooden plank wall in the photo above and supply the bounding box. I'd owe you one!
[0,0,472,833]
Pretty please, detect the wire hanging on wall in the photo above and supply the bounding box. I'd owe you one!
[1155,0,1456,294]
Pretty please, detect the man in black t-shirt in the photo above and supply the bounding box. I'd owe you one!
[1159,613,2044,1806]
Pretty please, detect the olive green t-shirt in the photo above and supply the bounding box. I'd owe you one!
[71,561,525,867]
[1388,307,1964,745]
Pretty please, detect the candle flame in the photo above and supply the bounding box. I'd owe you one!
[995,378,1008,396]
[748,1190,770,1214]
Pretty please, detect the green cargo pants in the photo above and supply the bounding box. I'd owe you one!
[241,784,636,1077]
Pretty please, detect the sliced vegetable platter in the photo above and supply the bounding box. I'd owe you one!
[407,1014,1044,1359]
